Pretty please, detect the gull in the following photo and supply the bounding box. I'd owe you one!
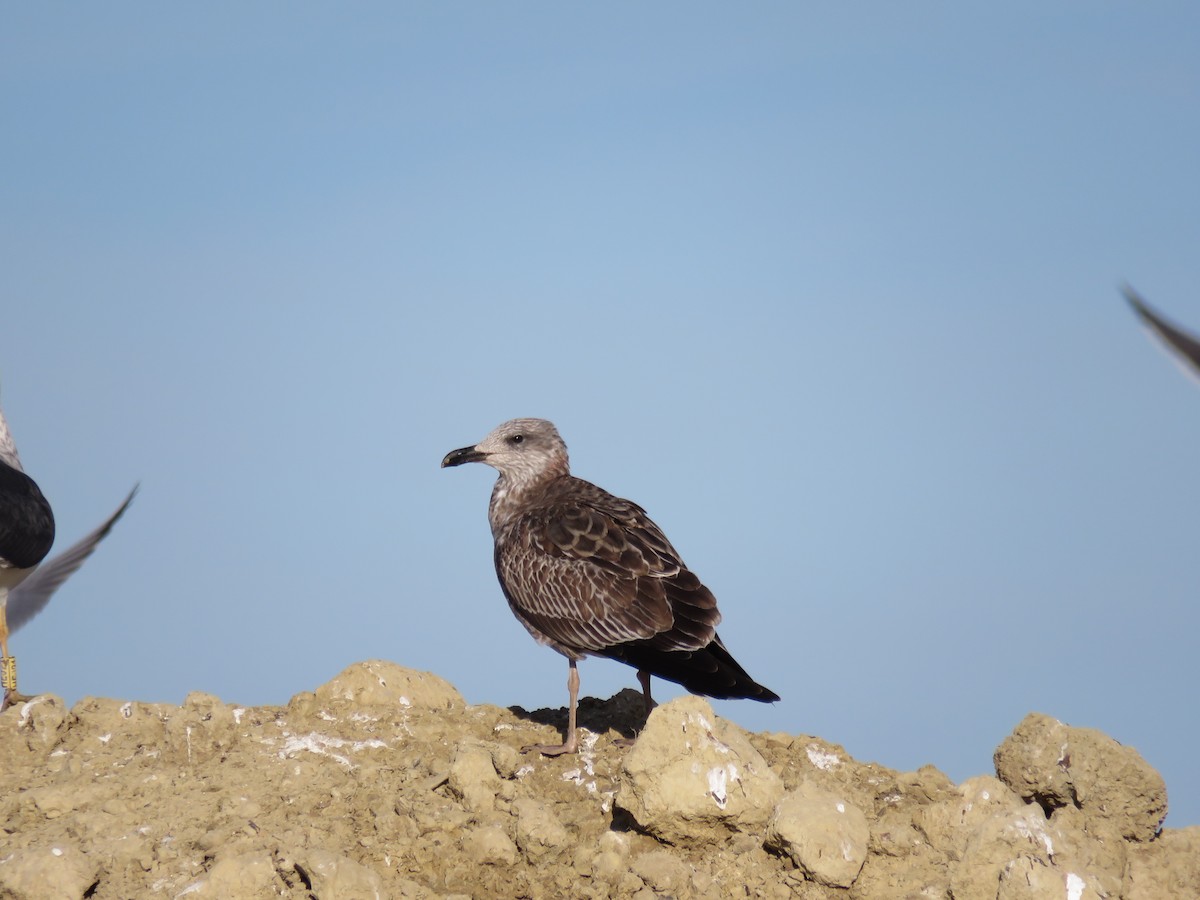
[0,400,56,709]
[442,418,779,755]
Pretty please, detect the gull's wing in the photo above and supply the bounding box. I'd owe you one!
[495,477,719,656]
[8,486,137,634]
[1125,285,1200,380]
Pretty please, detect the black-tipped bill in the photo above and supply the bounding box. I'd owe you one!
[441,446,487,468]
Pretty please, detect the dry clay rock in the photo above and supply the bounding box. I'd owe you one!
[177,852,282,898]
[616,695,784,847]
[0,843,98,900]
[765,780,869,888]
[312,659,464,710]
[994,712,1167,841]
[0,660,1196,900]
[294,848,387,899]
[949,804,1123,900]
[512,797,572,862]
[1125,826,1200,899]
[0,694,69,771]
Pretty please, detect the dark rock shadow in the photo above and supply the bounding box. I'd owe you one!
[508,687,647,742]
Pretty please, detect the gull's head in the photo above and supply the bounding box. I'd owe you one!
[441,418,569,485]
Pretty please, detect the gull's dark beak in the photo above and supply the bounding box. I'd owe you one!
[442,445,487,468]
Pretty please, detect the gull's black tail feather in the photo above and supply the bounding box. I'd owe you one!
[604,632,780,703]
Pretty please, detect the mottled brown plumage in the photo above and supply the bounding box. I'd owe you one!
[442,418,777,754]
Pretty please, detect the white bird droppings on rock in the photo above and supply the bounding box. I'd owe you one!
[707,766,731,809]
[806,744,841,770]
[277,732,387,770]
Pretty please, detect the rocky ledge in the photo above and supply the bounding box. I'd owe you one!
[0,660,1195,899]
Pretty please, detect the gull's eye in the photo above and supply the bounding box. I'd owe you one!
[508,434,524,445]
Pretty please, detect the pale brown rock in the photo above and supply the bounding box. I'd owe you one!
[996,857,1100,900]
[0,694,68,769]
[0,843,98,900]
[462,826,519,866]
[592,850,627,883]
[631,849,691,894]
[0,668,1191,900]
[487,740,523,779]
[993,714,1075,808]
[392,878,433,899]
[179,853,282,898]
[313,659,464,710]
[294,848,386,900]
[163,691,240,765]
[1124,826,1200,899]
[765,780,869,887]
[949,803,1125,900]
[616,695,784,847]
[994,712,1167,841]
[914,774,1025,861]
[447,740,502,812]
[512,797,571,862]
[951,806,1060,900]
[1045,805,1128,899]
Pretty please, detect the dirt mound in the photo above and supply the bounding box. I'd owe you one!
[0,660,1194,899]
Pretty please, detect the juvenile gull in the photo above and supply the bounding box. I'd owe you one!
[0,400,56,709]
[1125,285,1200,381]
[442,418,779,755]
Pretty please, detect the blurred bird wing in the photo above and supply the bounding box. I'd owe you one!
[1125,285,1200,380]
[7,486,136,634]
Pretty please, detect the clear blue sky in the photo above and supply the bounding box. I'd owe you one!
[3,5,1199,826]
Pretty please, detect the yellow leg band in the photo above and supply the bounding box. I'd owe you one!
[1,656,15,692]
